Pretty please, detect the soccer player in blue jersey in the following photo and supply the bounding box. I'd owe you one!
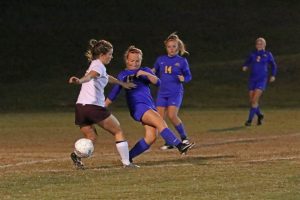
[242,37,277,126]
[105,46,194,164]
[152,33,192,150]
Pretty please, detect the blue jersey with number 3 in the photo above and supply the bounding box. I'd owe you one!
[154,55,192,97]
[107,67,159,113]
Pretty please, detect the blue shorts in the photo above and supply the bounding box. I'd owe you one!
[248,79,267,91]
[156,93,183,108]
[130,103,156,122]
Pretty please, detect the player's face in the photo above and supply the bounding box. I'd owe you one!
[166,40,179,56]
[256,41,265,51]
[126,53,142,70]
[100,49,113,65]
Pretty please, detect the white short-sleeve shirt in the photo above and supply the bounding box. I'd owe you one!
[76,59,109,107]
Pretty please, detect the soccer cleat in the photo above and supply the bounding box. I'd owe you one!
[123,163,140,169]
[257,114,264,126]
[70,152,85,170]
[182,139,190,144]
[160,143,174,150]
[245,120,252,126]
[178,142,195,155]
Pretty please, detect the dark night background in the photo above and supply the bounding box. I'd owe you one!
[0,0,300,111]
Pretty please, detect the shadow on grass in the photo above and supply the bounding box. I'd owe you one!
[141,154,235,167]
[207,126,246,133]
[86,154,236,170]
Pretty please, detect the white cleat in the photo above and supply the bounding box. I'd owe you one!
[160,144,175,150]
[123,163,140,169]
[182,139,190,144]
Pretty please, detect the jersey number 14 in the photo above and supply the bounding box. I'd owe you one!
[164,66,172,74]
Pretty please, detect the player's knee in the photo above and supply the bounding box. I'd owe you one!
[168,114,180,124]
[157,120,168,131]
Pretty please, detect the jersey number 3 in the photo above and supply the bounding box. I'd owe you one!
[164,66,172,74]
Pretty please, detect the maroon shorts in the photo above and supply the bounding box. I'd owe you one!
[75,104,111,126]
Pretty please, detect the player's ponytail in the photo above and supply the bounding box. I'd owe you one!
[124,45,143,61]
[85,39,113,62]
[164,32,189,56]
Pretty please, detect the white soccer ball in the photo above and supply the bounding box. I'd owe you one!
[74,138,94,158]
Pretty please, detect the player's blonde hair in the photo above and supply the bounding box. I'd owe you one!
[164,32,189,56]
[256,37,266,47]
[124,45,143,61]
[85,39,113,62]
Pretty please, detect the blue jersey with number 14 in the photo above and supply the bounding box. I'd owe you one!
[154,55,192,97]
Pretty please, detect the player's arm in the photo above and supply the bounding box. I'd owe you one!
[105,84,122,107]
[242,53,253,72]
[178,59,192,83]
[136,68,161,86]
[108,75,136,89]
[152,58,160,76]
[269,52,277,83]
[105,74,124,107]
[69,70,99,84]
[105,85,122,107]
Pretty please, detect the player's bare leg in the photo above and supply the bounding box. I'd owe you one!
[157,106,174,150]
[252,89,264,125]
[245,89,263,126]
[97,114,135,167]
[167,106,190,144]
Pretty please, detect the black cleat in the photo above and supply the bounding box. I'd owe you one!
[70,152,85,170]
[245,120,252,126]
[178,142,195,155]
[257,114,264,126]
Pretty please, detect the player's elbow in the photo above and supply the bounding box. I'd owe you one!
[155,78,161,86]
[184,75,192,83]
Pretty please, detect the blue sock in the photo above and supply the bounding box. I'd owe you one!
[256,107,262,116]
[129,138,150,161]
[175,123,187,140]
[248,107,257,122]
[160,128,181,146]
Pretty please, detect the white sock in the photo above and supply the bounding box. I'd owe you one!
[116,141,130,165]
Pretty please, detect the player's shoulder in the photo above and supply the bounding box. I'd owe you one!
[265,50,273,56]
[88,59,106,74]
[90,59,104,68]
[140,66,152,72]
[175,55,188,66]
[117,68,128,78]
[156,55,168,62]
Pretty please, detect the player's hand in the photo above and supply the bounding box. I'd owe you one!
[121,82,137,89]
[69,76,80,84]
[178,75,185,82]
[242,66,248,72]
[269,76,276,83]
[136,70,149,77]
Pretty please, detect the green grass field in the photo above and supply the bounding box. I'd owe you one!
[0,110,299,199]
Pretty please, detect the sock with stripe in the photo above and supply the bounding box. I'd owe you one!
[129,138,150,162]
[160,128,181,146]
[175,123,188,140]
